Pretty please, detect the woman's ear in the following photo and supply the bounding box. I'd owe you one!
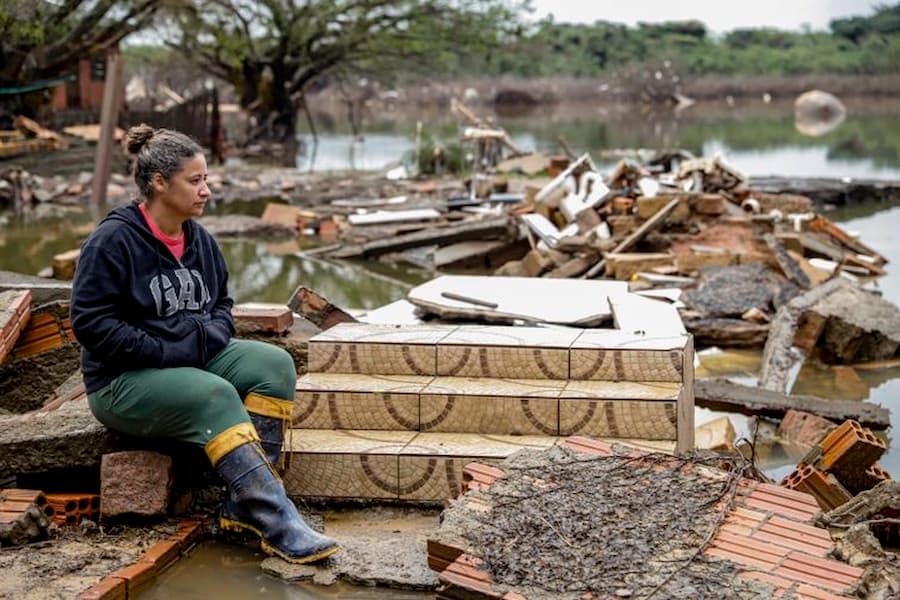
[151,172,167,195]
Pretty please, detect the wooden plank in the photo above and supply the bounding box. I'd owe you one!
[331,217,512,259]
[694,379,890,430]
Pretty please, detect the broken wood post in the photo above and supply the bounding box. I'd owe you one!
[758,277,850,393]
[583,195,683,279]
[286,286,356,331]
[694,378,890,429]
[90,48,123,210]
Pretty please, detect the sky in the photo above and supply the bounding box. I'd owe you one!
[527,0,880,32]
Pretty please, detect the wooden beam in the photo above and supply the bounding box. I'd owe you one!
[695,378,890,430]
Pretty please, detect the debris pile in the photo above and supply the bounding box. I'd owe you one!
[429,439,865,599]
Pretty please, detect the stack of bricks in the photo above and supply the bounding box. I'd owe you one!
[0,290,31,364]
[11,305,75,360]
[0,489,53,546]
[781,420,889,511]
[45,493,100,526]
[232,303,294,335]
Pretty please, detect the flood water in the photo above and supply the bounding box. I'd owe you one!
[2,99,899,598]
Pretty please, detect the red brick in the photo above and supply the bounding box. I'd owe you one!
[737,571,796,593]
[172,519,204,547]
[76,576,126,600]
[774,552,863,593]
[819,420,885,481]
[560,437,615,456]
[777,410,835,449]
[232,303,293,334]
[795,583,855,599]
[781,463,851,511]
[140,539,181,571]
[109,562,157,596]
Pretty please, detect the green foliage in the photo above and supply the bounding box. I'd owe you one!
[464,3,900,79]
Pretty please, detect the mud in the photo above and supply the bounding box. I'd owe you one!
[0,522,176,599]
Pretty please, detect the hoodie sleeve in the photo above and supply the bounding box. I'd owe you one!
[71,243,167,368]
[201,237,235,361]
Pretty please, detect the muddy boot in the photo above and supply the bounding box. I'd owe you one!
[244,392,293,469]
[206,423,339,564]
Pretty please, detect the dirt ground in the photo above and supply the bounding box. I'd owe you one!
[0,521,177,599]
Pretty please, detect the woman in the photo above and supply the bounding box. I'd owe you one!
[70,125,338,564]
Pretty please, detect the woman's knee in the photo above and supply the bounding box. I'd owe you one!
[250,342,297,398]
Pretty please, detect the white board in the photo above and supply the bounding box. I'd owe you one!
[348,208,441,226]
[407,275,627,326]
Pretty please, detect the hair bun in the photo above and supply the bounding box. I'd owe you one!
[124,124,156,154]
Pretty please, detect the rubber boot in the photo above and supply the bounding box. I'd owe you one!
[206,423,339,564]
[245,392,293,469]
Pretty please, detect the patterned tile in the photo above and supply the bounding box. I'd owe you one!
[570,330,688,350]
[570,348,684,381]
[283,453,398,499]
[310,323,456,344]
[420,393,558,435]
[422,377,566,397]
[294,390,419,430]
[402,432,558,458]
[437,345,569,379]
[560,380,681,400]
[308,341,436,375]
[296,373,433,393]
[285,429,415,453]
[559,400,678,439]
[441,325,583,348]
[398,456,504,502]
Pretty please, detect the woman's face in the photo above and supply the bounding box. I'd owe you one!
[153,153,210,220]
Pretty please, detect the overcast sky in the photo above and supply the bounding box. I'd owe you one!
[527,0,880,32]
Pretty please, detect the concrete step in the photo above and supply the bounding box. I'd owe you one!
[294,373,682,440]
[283,429,675,503]
[307,323,687,382]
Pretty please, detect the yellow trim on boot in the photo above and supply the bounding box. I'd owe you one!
[260,539,340,564]
[205,422,260,466]
[245,392,293,419]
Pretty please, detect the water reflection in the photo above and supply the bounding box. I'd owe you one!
[296,99,900,176]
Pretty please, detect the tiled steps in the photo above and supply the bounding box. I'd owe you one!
[285,323,694,503]
[283,430,675,503]
[294,373,682,439]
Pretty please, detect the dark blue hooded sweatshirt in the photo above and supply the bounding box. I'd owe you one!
[70,204,235,394]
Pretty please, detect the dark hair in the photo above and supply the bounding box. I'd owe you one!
[125,124,203,200]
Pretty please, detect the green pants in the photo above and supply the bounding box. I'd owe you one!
[87,339,296,447]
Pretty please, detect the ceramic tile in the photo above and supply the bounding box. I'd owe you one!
[398,456,504,502]
[559,400,678,439]
[296,373,433,393]
[283,453,398,499]
[422,377,565,397]
[420,393,557,435]
[560,380,681,400]
[310,323,456,344]
[307,341,436,375]
[402,432,558,458]
[571,329,688,350]
[437,345,569,379]
[441,325,583,348]
[285,429,415,453]
[293,389,419,430]
[569,348,684,381]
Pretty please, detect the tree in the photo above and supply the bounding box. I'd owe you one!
[0,1,160,84]
[163,0,526,154]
